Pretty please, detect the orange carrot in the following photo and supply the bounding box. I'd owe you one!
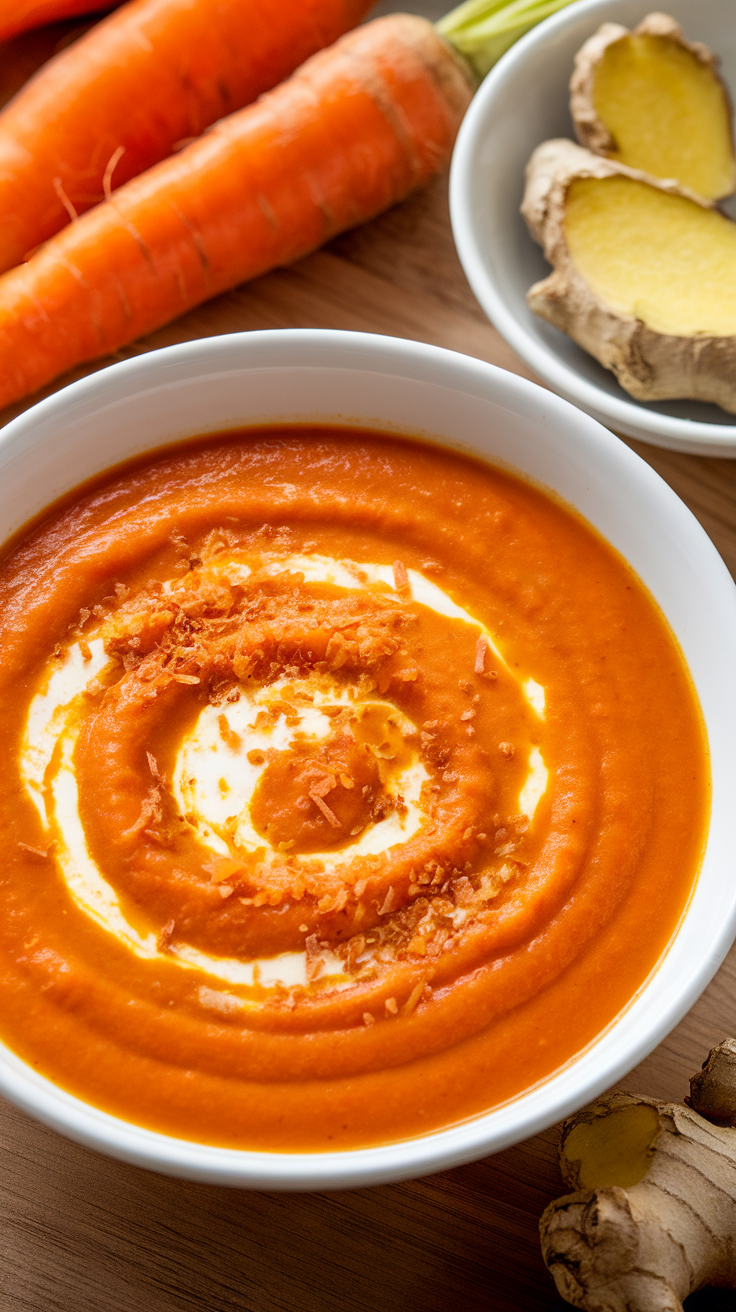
[0,0,374,275]
[0,1,120,44]
[0,15,473,411]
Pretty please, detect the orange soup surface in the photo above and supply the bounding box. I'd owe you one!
[0,428,708,1150]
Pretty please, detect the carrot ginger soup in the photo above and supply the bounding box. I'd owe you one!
[0,428,708,1150]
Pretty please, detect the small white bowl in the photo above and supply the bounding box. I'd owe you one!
[1,329,735,1188]
[450,0,736,455]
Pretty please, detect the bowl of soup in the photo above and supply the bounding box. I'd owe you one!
[0,328,733,1188]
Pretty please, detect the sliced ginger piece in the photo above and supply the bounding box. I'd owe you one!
[561,1099,662,1190]
[571,13,736,201]
[566,174,736,337]
[522,138,736,413]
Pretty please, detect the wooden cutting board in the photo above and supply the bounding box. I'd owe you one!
[1,9,735,1310]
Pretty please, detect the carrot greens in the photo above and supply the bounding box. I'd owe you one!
[437,0,580,79]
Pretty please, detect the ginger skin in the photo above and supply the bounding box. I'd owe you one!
[522,139,736,415]
[540,1039,736,1312]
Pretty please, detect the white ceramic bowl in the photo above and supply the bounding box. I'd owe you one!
[1,329,735,1188]
[450,0,736,455]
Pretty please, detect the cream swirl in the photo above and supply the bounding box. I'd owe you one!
[21,548,547,1013]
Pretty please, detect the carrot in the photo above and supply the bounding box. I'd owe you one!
[0,1,120,44]
[0,14,473,411]
[0,0,374,275]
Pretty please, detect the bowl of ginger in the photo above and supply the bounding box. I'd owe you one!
[450,0,736,455]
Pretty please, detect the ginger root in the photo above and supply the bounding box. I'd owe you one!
[570,13,736,201]
[522,14,736,413]
[522,138,736,412]
[540,1038,736,1311]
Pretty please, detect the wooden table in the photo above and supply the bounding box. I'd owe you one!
[2,8,736,1310]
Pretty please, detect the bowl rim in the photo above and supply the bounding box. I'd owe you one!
[1,327,735,1190]
[448,0,736,455]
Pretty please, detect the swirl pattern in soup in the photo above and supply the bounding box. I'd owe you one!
[0,428,708,1149]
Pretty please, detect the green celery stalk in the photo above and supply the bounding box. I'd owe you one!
[437,0,580,81]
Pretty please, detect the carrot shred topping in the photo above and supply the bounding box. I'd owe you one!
[310,793,340,828]
[309,774,337,798]
[17,840,55,859]
[157,917,175,952]
[393,560,410,597]
[475,635,489,674]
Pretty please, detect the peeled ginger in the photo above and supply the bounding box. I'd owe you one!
[571,13,736,200]
[565,174,736,336]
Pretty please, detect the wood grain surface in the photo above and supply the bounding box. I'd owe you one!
[2,7,736,1310]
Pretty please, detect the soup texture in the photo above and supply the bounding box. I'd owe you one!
[0,429,708,1150]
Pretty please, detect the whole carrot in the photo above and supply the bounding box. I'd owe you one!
[0,1,120,44]
[0,14,473,411]
[0,0,374,275]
